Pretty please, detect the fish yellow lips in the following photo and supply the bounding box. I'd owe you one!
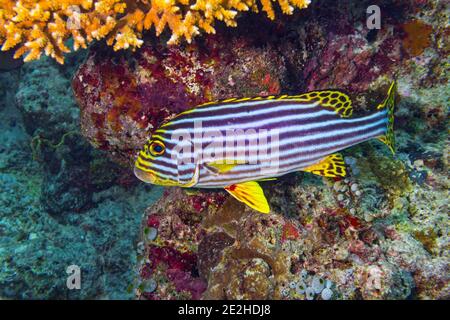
[134,166,156,184]
[134,160,200,187]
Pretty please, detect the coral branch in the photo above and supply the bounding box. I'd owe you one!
[0,0,311,64]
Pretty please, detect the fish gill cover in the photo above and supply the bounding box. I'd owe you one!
[0,0,448,301]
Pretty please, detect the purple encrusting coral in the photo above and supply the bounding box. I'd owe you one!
[142,245,206,300]
[71,0,449,300]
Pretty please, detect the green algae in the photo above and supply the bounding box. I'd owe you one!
[356,148,413,200]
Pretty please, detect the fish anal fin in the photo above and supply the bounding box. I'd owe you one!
[225,181,270,214]
[302,153,347,178]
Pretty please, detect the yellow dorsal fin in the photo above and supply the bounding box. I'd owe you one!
[224,181,270,214]
[302,153,347,178]
[293,90,354,118]
[205,159,247,174]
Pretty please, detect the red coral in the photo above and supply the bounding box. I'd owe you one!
[148,245,197,273]
[188,192,227,213]
[166,270,207,300]
[348,240,367,255]
[338,214,363,235]
[147,215,160,228]
[281,222,300,242]
[148,245,207,299]
[303,29,402,94]
[140,263,153,279]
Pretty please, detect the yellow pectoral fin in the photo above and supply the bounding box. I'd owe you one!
[302,153,347,178]
[257,177,278,182]
[207,163,238,173]
[224,181,270,214]
[205,159,248,174]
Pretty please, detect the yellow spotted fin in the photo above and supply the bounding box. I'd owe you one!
[302,153,347,178]
[224,181,270,214]
[286,90,354,118]
[376,81,397,154]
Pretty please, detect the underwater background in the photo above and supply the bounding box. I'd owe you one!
[0,0,448,299]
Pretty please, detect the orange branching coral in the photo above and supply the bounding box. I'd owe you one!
[0,0,311,64]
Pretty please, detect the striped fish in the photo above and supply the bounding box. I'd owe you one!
[134,82,397,213]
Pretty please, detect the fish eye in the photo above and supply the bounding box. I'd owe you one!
[149,140,165,156]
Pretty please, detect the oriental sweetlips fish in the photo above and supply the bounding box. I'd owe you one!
[134,82,397,213]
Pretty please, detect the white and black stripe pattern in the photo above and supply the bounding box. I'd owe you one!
[136,99,389,187]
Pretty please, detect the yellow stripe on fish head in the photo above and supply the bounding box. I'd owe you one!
[134,133,198,188]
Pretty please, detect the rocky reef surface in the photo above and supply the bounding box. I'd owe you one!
[73,0,448,300]
[72,33,286,167]
[0,53,163,299]
[0,0,448,300]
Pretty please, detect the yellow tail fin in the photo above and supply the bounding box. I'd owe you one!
[377,81,397,154]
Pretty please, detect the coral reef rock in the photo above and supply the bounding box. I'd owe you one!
[0,54,163,299]
[72,34,286,166]
[123,0,449,300]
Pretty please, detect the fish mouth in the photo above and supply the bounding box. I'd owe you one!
[133,166,156,184]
